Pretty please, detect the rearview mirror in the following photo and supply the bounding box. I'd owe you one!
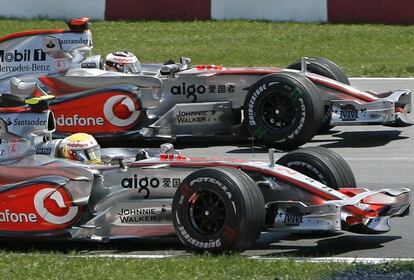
[160,64,179,76]
[180,57,191,70]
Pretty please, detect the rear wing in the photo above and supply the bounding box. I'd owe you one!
[0,18,94,93]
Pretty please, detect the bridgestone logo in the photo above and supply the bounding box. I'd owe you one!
[248,84,267,126]
[178,225,221,249]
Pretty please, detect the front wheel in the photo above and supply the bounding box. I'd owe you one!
[276,147,356,189]
[244,72,324,150]
[288,57,350,133]
[172,167,265,253]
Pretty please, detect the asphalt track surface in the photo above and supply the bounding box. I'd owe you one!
[2,121,413,260]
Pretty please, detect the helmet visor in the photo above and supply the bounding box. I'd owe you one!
[126,62,142,74]
[71,146,101,163]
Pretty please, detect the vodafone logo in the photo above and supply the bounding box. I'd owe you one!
[113,57,135,63]
[103,95,141,127]
[66,142,88,148]
[34,188,78,225]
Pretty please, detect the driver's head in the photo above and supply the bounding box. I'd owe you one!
[105,51,142,74]
[60,133,101,164]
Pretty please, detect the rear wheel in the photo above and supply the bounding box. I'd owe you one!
[276,147,356,189]
[172,167,265,253]
[244,72,324,150]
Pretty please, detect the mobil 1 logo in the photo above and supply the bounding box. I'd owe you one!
[0,49,46,63]
[0,48,49,73]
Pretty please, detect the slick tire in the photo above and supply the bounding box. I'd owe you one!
[172,167,265,253]
[276,147,356,189]
[287,57,350,85]
[288,57,350,133]
[244,72,324,150]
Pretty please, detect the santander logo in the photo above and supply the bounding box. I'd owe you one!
[103,95,141,127]
[33,188,79,225]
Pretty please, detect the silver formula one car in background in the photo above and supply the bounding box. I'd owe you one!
[0,95,409,252]
[1,18,412,150]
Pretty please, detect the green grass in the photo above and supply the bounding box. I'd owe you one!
[1,19,414,77]
[1,252,413,280]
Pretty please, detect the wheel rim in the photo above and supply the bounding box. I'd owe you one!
[259,91,298,132]
[189,191,226,236]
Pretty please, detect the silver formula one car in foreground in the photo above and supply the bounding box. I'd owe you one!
[1,18,412,150]
[0,95,409,252]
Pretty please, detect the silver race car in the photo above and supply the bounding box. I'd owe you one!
[0,95,409,252]
[1,18,412,150]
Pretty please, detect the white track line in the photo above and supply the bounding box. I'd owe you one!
[77,254,175,259]
[251,257,414,264]
[74,254,414,263]
[344,158,414,161]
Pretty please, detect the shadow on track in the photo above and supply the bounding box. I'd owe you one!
[226,130,407,154]
[319,130,407,149]
[255,235,401,258]
[0,234,402,257]
[99,129,407,152]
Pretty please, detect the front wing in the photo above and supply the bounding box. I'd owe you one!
[331,90,412,125]
[266,187,410,234]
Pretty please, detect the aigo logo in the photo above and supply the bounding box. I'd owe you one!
[34,188,79,225]
[103,95,141,127]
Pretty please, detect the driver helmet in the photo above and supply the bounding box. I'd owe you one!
[105,51,142,74]
[60,133,101,164]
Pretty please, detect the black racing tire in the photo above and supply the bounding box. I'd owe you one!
[287,57,350,85]
[276,147,356,189]
[317,108,335,134]
[243,72,324,150]
[287,57,350,133]
[172,167,265,253]
[319,105,334,134]
[305,147,356,188]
